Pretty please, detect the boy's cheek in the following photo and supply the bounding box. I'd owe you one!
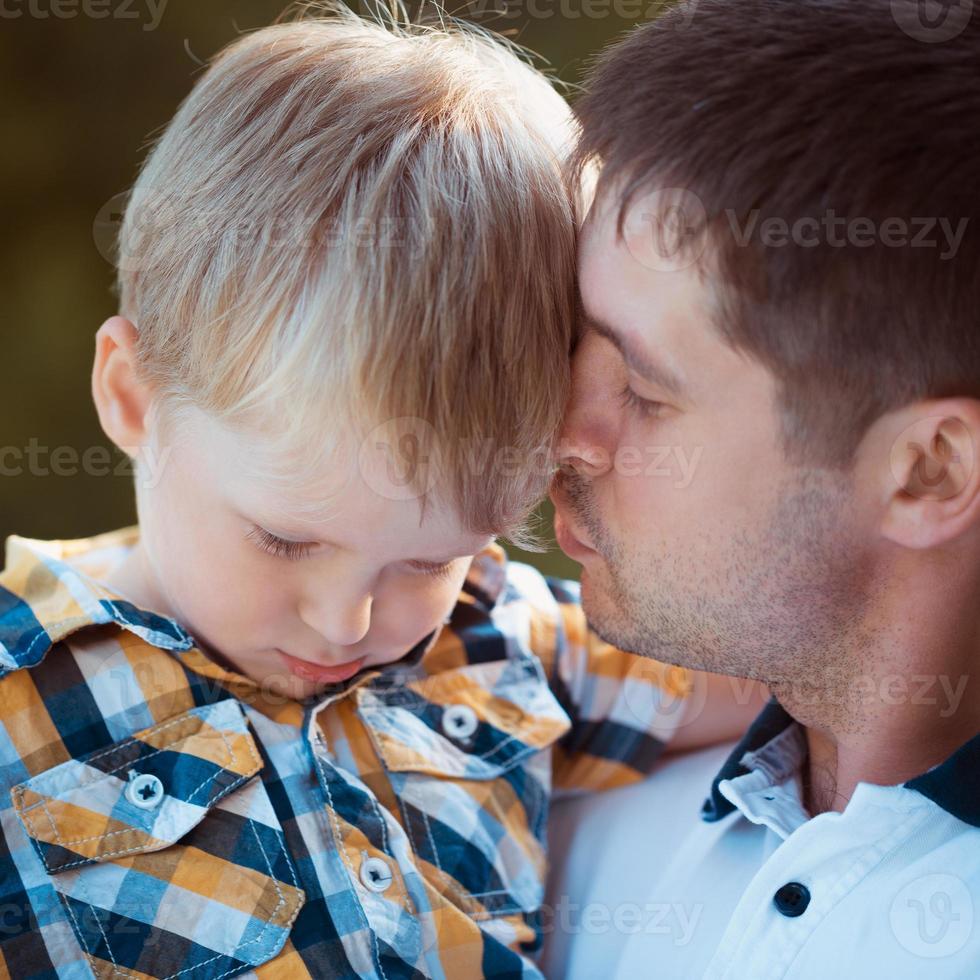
[168,564,284,660]
[370,591,454,661]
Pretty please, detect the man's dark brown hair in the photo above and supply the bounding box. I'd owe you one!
[574,0,980,464]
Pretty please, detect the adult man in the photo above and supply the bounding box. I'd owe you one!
[549,0,980,976]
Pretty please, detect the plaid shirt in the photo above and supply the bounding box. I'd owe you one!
[0,526,691,980]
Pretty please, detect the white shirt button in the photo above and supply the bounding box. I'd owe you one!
[360,855,394,894]
[442,704,479,740]
[125,771,165,810]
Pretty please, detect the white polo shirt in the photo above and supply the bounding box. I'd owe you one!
[542,700,980,979]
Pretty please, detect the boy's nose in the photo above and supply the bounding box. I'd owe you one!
[299,592,373,648]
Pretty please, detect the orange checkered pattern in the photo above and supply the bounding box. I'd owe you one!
[0,527,691,978]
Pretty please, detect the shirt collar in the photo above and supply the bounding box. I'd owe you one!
[458,542,508,610]
[1,526,509,681]
[702,695,980,828]
[701,696,796,822]
[0,526,195,673]
[905,731,980,827]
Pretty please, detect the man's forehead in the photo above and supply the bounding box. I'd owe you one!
[579,212,712,384]
[578,205,780,417]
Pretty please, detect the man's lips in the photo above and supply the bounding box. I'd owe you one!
[277,649,366,684]
[552,507,598,562]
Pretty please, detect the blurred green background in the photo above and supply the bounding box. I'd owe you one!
[0,0,664,580]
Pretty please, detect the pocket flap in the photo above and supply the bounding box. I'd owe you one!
[11,699,262,874]
[357,656,571,780]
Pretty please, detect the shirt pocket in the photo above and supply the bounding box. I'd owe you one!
[10,698,305,980]
[357,655,571,920]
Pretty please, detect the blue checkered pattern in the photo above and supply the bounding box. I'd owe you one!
[0,527,692,978]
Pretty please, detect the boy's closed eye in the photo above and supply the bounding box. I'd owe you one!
[245,523,461,580]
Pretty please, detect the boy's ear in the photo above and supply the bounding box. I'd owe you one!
[880,399,980,549]
[91,316,153,460]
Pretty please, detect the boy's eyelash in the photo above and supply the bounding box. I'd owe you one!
[407,559,456,580]
[247,526,457,578]
[247,525,315,562]
[619,383,664,419]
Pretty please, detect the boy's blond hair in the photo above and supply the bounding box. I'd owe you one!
[116,4,577,543]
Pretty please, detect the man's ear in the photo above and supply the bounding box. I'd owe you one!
[91,316,153,459]
[879,399,980,549]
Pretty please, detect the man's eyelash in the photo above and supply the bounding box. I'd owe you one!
[619,383,663,419]
[247,526,315,561]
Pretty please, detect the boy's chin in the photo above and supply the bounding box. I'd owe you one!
[246,666,336,702]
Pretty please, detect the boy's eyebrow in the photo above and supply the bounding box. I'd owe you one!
[580,307,687,399]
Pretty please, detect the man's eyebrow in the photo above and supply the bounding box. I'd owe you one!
[580,308,687,398]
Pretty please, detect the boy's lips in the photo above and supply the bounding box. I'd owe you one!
[277,650,366,684]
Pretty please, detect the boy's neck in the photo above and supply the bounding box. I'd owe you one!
[102,541,175,620]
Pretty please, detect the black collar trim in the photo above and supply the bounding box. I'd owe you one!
[702,697,980,828]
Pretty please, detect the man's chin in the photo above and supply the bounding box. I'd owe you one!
[577,568,623,645]
[578,569,690,667]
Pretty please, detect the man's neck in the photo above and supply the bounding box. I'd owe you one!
[771,575,980,815]
[801,706,977,815]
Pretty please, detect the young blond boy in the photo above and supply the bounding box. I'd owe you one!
[0,9,760,978]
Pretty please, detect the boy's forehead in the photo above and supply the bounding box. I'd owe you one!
[176,404,491,554]
[244,483,490,559]
[207,422,486,554]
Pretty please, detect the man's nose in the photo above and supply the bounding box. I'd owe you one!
[557,430,611,479]
[558,340,616,479]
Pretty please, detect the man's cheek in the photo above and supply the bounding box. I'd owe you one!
[613,466,665,534]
